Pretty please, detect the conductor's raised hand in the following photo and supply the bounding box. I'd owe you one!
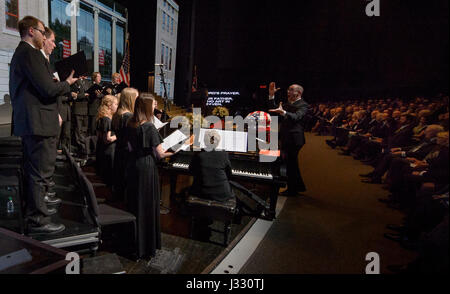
[65,70,78,86]
[269,82,280,97]
[269,102,285,115]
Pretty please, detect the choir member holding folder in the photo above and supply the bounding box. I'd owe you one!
[124,93,193,259]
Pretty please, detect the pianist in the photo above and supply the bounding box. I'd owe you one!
[189,130,234,202]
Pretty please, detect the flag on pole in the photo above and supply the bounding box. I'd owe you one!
[192,65,198,92]
[119,35,130,86]
[62,40,71,58]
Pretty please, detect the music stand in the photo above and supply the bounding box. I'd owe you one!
[156,64,172,214]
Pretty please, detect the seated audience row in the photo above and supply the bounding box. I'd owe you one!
[308,95,449,273]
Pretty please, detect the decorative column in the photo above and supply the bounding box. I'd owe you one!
[93,7,99,72]
[70,0,78,55]
[112,17,117,74]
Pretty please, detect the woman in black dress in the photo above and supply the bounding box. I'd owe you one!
[96,95,118,186]
[112,87,139,202]
[125,93,182,259]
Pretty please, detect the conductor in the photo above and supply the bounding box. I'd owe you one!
[9,16,78,235]
[268,82,309,196]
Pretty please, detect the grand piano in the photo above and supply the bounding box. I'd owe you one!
[161,150,287,220]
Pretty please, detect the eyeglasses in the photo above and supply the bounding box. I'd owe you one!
[33,27,46,36]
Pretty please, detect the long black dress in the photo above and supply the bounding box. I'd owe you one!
[125,122,163,259]
[112,112,133,201]
[96,117,116,186]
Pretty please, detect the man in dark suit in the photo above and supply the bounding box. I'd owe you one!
[41,27,71,153]
[361,125,443,184]
[9,16,78,235]
[268,82,310,196]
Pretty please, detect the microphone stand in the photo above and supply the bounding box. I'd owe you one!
[157,64,171,138]
[156,64,171,215]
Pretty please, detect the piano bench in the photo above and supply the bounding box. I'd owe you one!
[185,195,237,246]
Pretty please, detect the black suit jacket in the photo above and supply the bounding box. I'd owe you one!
[269,98,310,148]
[9,41,70,137]
[189,150,234,202]
[423,147,449,184]
[87,82,104,116]
[385,124,414,148]
[72,79,91,115]
[404,139,437,160]
[356,116,371,133]
[105,81,127,96]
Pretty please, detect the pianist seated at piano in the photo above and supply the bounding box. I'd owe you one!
[188,130,234,202]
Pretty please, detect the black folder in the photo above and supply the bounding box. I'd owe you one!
[55,51,88,81]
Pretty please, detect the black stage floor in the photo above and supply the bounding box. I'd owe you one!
[81,164,255,274]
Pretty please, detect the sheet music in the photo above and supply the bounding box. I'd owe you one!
[162,130,188,152]
[198,129,248,152]
[154,117,168,130]
[172,143,191,153]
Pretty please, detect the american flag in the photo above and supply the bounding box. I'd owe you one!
[62,40,71,58]
[119,36,130,86]
[99,49,105,66]
[192,65,198,92]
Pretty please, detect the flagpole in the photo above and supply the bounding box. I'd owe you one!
[125,8,128,43]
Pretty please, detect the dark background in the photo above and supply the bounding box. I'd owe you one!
[120,0,449,105]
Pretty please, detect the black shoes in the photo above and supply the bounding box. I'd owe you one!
[44,193,62,205]
[326,140,337,149]
[386,224,405,232]
[384,233,418,250]
[359,172,374,178]
[384,232,403,242]
[378,198,393,204]
[279,188,305,197]
[361,178,382,184]
[28,222,65,235]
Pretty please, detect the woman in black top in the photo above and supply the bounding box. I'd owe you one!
[125,93,186,259]
[96,95,118,186]
[112,87,139,201]
[189,130,234,202]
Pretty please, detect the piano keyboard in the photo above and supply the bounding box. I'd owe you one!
[171,163,274,180]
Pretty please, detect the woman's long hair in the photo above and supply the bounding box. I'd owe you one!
[112,87,138,130]
[96,95,118,122]
[128,93,156,129]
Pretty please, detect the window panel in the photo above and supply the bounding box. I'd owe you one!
[49,0,71,63]
[116,23,125,72]
[5,0,19,30]
[77,4,94,74]
[99,14,112,79]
